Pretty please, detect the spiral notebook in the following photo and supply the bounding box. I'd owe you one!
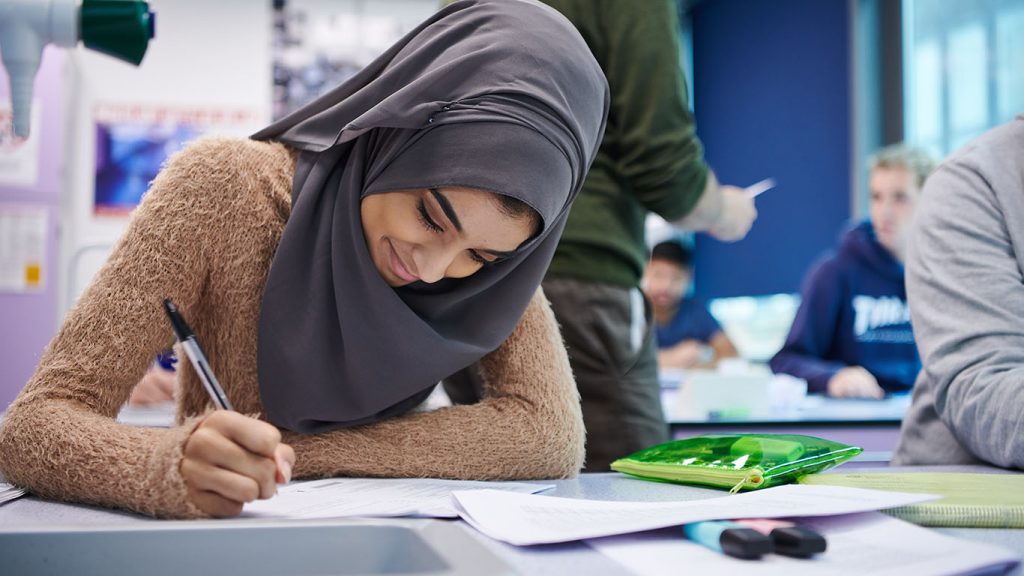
[798,472,1024,528]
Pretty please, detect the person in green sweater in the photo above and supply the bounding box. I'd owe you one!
[536,0,756,471]
[441,0,757,471]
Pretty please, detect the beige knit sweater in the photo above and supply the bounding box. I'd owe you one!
[0,137,585,519]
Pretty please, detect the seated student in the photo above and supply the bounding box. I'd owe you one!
[770,144,935,398]
[642,239,738,369]
[128,350,177,406]
[0,0,609,519]
[894,117,1024,469]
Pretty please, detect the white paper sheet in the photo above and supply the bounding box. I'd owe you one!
[243,477,553,519]
[588,511,1020,576]
[453,484,938,545]
[116,402,175,428]
[0,482,27,506]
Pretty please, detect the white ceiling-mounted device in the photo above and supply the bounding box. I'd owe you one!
[0,0,155,138]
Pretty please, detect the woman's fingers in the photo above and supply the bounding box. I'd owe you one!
[274,443,295,484]
[204,411,283,458]
[187,488,245,518]
[182,411,295,515]
[185,425,279,499]
[181,458,262,503]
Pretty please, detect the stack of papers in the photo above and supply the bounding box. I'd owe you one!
[244,477,553,519]
[588,511,1019,576]
[452,484,937,545]
[452,484,1019,574]
[116,402,175,428]
[0,482,26,506]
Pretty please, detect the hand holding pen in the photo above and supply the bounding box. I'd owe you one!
[164,298,295,517]
[706,177,774,242]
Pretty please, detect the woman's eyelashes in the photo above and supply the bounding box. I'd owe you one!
[417,198,444,233]
[468,250,490,265]
[415,195,498,268]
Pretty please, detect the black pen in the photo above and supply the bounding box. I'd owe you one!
[163,298,233,411]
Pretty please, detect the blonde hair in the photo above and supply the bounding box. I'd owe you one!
[868,144,936,188]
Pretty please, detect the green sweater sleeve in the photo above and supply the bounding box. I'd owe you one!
[599,0,709,221]
[449,0,710,222]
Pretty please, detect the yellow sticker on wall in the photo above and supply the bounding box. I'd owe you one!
[25,262,42,287]
[0,205,47,292]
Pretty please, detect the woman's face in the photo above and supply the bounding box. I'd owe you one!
[361,186,537,287]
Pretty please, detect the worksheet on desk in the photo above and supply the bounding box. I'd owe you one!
[0,482,26,506]
[243,477,554,519]
[587,511,1020,576]
[453,484,938,545]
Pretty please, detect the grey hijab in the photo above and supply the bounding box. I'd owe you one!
[252,0,608,433]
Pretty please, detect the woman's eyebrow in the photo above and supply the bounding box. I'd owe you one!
[429,188,462,232]
[480,248,517,259]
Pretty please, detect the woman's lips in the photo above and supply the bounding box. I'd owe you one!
[388,240,419,283]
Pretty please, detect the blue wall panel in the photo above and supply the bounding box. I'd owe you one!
[690,0,852,298]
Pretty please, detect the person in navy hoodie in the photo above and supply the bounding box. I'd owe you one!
[643,239,738,369]
[770,145,935,398]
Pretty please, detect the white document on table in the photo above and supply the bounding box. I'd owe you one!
[588,511,1020,576]
[243,477,554,519]
[453,484,937,545]
[0,482,26,506]
[116,402,175,428]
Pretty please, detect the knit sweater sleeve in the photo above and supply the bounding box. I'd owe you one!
[283,287,586,480]
[0,138,274,519]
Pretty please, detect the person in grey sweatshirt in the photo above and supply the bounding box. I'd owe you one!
[894,116,1024,469]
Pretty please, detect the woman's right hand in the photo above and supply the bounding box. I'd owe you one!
[180,411,295,517]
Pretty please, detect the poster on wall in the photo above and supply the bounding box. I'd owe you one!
[93,104,260,216]
[0,204,47,293]
[0,103,42,188]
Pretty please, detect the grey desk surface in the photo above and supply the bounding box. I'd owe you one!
[1,467,1022,575]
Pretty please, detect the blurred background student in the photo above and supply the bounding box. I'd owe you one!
[770,144,935,399]
[643,239,738,370]
[128,350,177,406]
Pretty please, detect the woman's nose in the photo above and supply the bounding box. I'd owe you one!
[413,245,456,284]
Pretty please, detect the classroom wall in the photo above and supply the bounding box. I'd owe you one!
[689,0,853,299]
[0,49,66,410]
[61,0,273,315]
[0,0,439,410]
[0,0,272,409]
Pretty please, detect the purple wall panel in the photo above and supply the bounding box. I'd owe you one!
[0,47,64,409]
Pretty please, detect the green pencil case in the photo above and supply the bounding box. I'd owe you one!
[611,433,863,493]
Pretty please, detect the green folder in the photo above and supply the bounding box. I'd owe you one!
[798,472,1024,528]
